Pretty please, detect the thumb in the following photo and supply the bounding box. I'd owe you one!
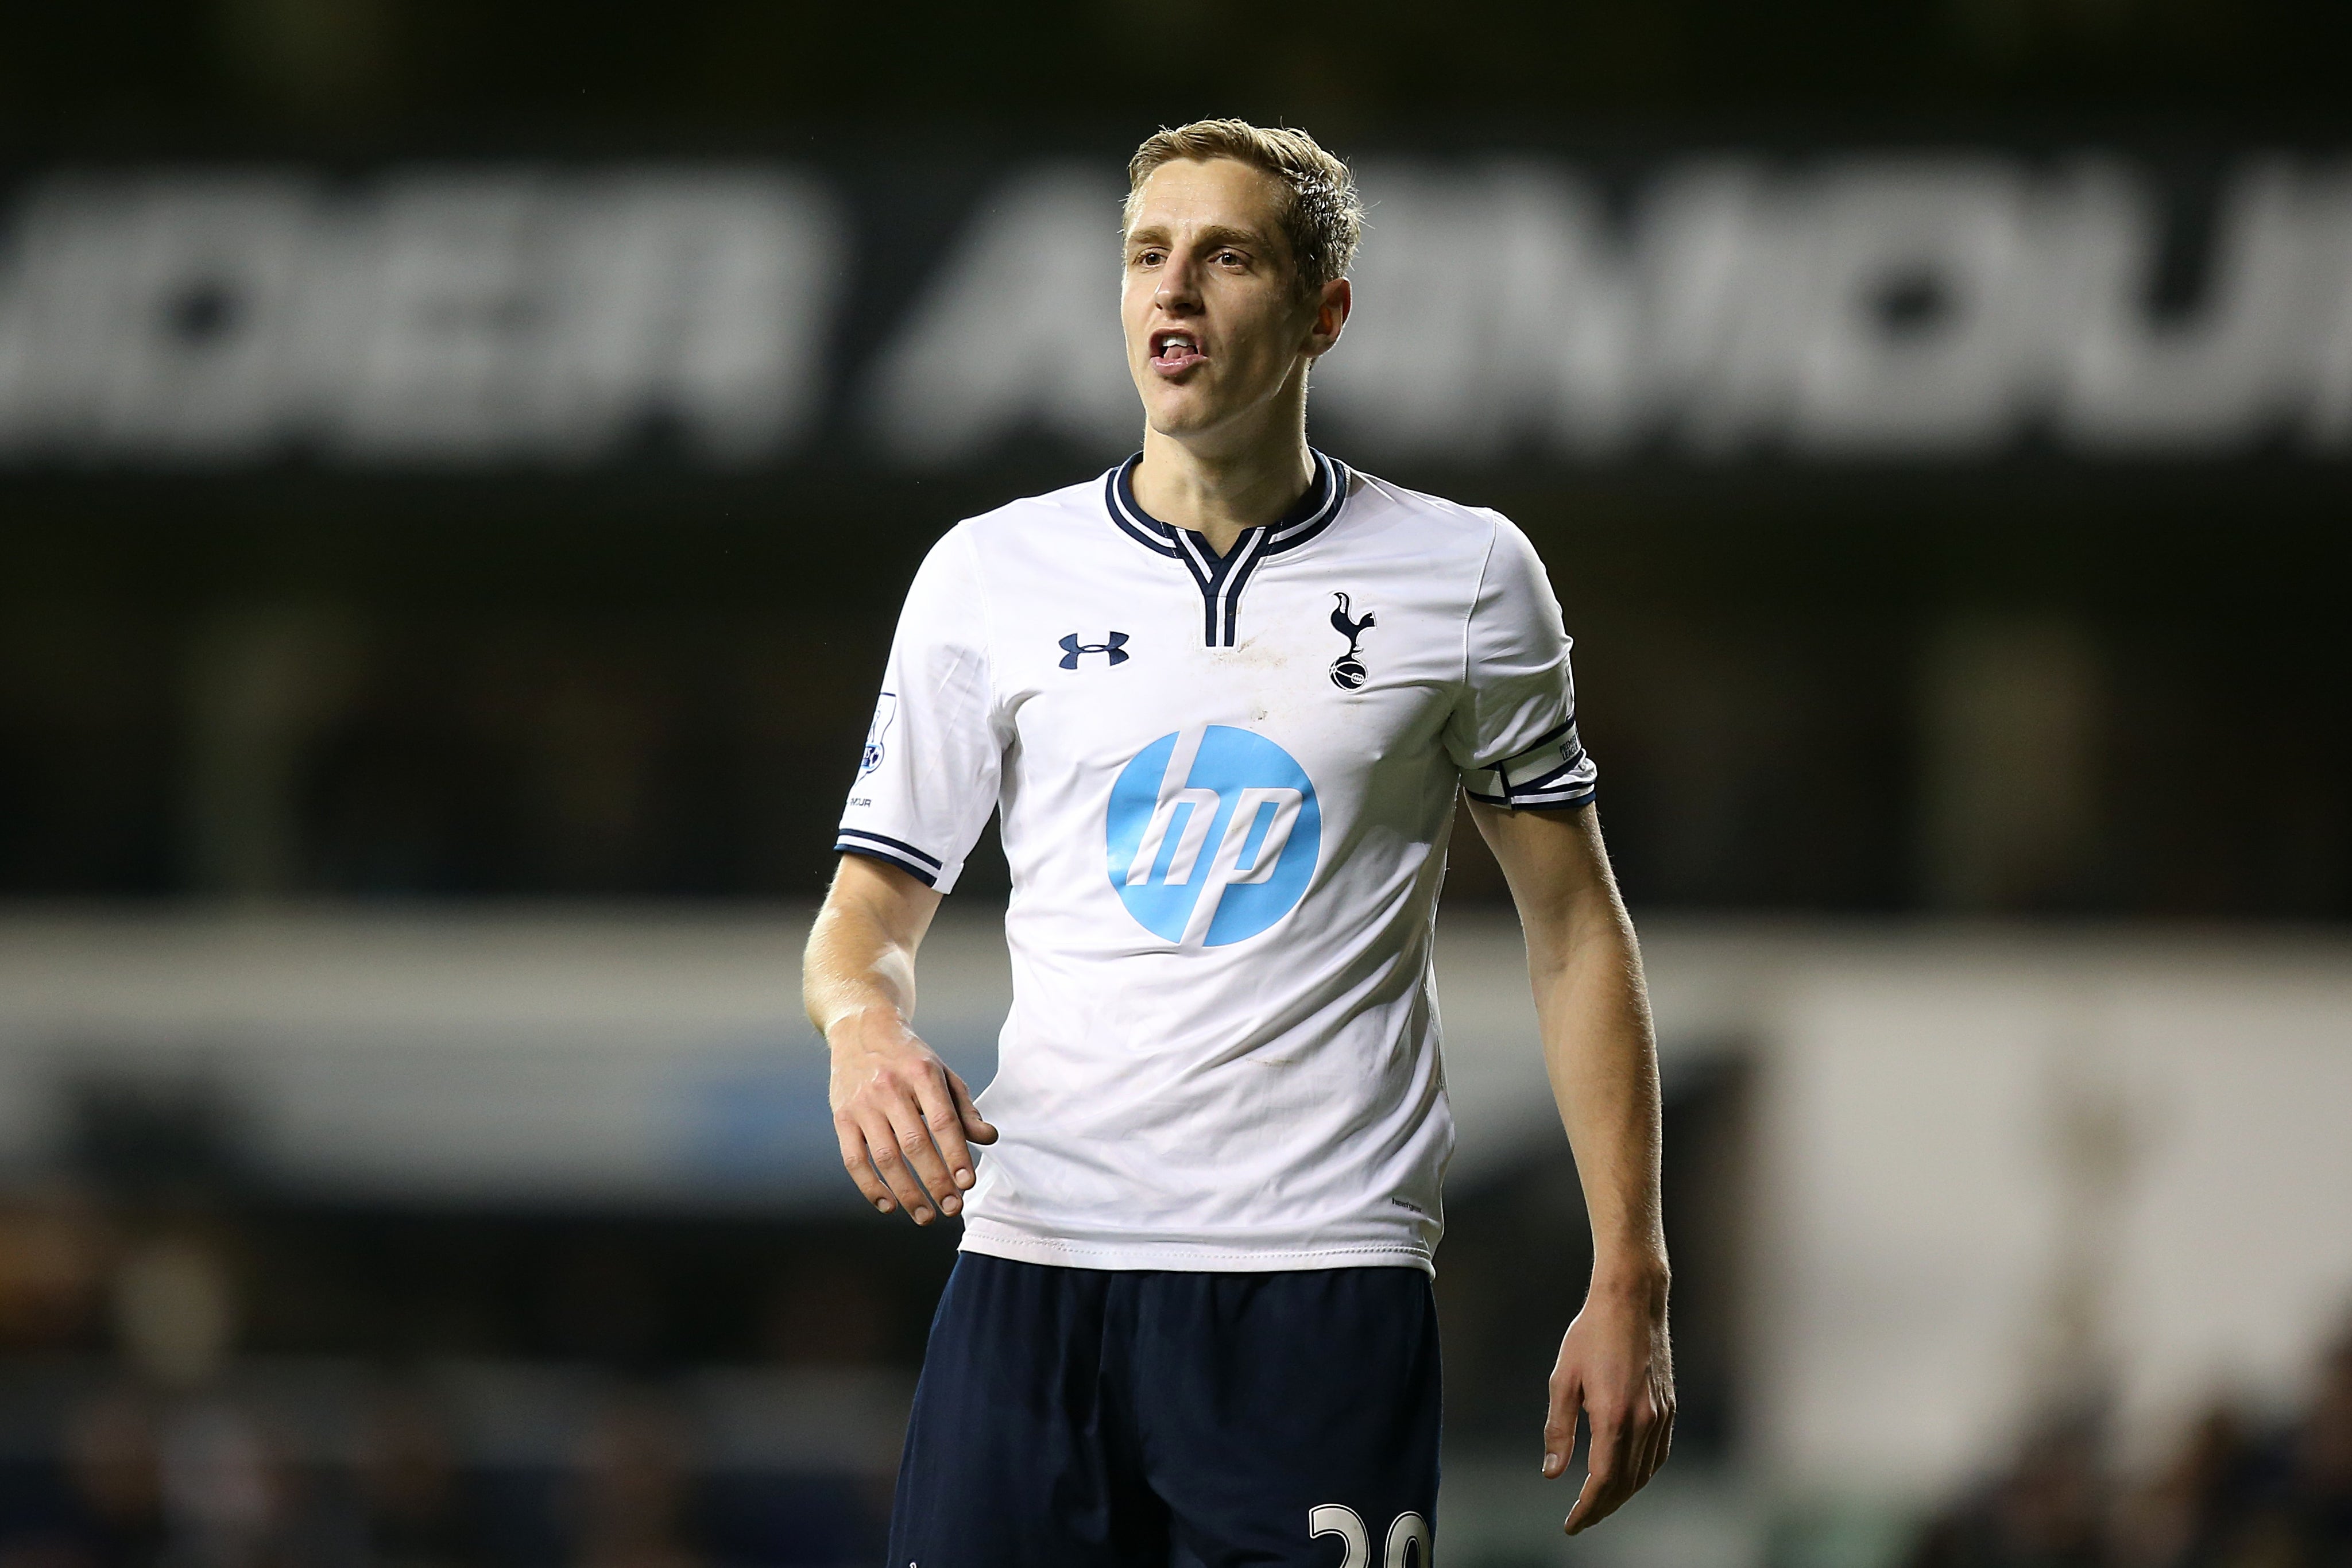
[1543,1370,1581,1480]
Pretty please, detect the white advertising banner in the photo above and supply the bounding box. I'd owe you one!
[4,152,2352,469]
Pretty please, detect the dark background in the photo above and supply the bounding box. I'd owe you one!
[2,0,2344,1294]
[16,468,2350,913]
[7,0,2351,135]
[6,1,2351,914]
[1,3,2349,1565]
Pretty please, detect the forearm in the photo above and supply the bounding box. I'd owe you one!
[1527,869,1667,1296]
[803,861,937,1039]
[1477,799,1678,1527]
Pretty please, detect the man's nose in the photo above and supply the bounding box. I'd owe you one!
[1155,248,1204,310]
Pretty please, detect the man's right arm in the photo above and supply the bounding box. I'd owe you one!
[803,853,997,1225]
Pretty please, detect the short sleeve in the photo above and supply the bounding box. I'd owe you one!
[835,527,1003,891]
[1444,516,1597,811]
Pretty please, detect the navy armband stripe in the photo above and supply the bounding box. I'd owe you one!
[1492,711,1577,765]
[1508,781,1598,807]
[1504,750,1591,796]
[1463,783,1596,812]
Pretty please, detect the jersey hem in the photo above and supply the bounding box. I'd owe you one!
[957,1221,1436,1276]
[833,838,942,888]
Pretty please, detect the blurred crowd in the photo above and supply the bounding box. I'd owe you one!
[0,1206,896,1568]
[1910,1327,2352,1568]
[0,1382,803,1568]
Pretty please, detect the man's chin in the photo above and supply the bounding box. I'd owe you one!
[1139,390,1233,441]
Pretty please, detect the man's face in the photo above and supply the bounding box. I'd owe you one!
[1121,157,1346,442]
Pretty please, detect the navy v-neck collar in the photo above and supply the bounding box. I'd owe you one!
[1102,449,1352,647]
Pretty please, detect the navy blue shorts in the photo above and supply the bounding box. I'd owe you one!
[887,1253,1441,1568]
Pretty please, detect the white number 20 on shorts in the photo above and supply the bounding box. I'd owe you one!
[1310,1503,1433,1567]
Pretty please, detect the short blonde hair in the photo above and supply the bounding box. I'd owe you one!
[1124,119,1363,296]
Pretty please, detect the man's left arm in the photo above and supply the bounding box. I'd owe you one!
[1468,797,1674,1536]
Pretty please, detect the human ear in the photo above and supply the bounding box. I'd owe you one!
[1303,277,1352,359]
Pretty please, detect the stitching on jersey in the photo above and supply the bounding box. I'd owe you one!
[1460,516,1497,727]
[956,525,1004,755]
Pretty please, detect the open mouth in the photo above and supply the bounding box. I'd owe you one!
[1150,330,1207,373]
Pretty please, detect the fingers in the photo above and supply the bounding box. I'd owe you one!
[1561,1414,1618,1534]
[1640,1387,1677,1488]
[1563,1395,1641,1536]
[888,1087,965,1219]
[830,1032,993,1224]
[858,1109,939,1222]
[1563,1439,1623,1533]
[914,1073,977,1194]
[834,1117,896,1214]
[1562,1387,1673,1536]
[947,1068,999,1145]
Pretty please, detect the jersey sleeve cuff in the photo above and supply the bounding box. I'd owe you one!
[834,828,946,889]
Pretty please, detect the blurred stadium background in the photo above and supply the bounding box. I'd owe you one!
[4,2,2352,1564]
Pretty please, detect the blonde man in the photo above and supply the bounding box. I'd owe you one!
[806,119,1673,1564]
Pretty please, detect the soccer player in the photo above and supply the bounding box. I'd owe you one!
[804,119,1672,1563]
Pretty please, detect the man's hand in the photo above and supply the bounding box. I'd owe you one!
[1544,1275,1675,1534]
[806,853,996,1226]
[827,1006,997,1225]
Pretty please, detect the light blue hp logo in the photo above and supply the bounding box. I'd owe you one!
[1105,726,1321,948]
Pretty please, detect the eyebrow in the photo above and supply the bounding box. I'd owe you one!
[1125,222,1278,254]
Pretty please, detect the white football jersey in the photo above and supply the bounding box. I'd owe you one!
[836,452,1595,1273]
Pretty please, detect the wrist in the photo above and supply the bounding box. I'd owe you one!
[825,1002,911,1050]
[1589,1251,1671,1314]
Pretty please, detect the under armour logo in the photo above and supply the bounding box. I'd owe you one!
[1328,594,1375,690]
[1059,632,1131,669]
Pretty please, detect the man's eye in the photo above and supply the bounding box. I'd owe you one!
[1136,250,1164,266]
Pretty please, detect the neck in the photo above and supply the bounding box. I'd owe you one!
[1130,405,1315,557]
